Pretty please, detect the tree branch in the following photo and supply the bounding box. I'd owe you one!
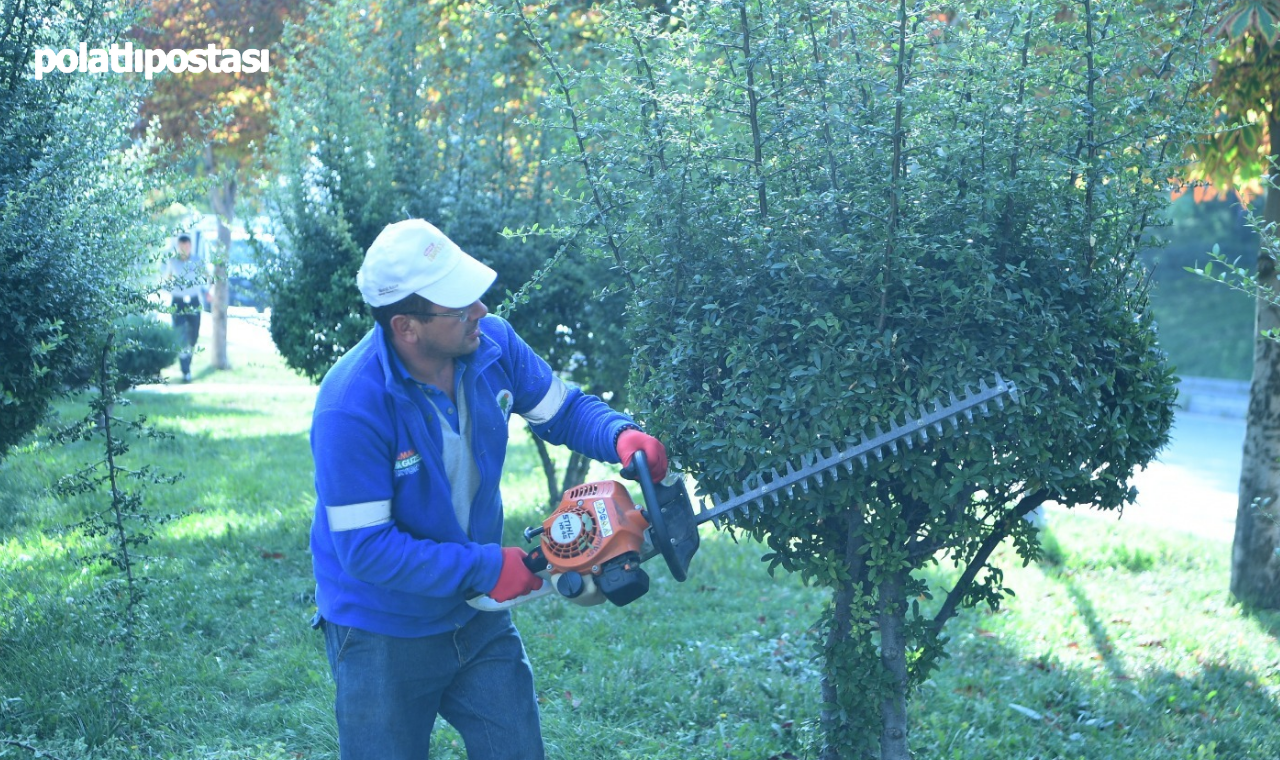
[2,738,72,760]
[514,0,635,289]
[930,488,1050,634]
[739,0,768,218]
[877,0,911,334]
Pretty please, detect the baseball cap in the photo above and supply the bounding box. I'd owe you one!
[357,219,497,309]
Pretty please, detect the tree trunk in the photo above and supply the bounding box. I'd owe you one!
[530,427,597,511]
[1234,116,1280,609]
[877,569,910,760]
[204,144,235,371]
[820,582,855,760]
[821,510,868,760]
[529,430,560,511]
[562,450,591,493]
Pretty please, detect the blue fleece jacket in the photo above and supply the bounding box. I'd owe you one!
[310,315,634,637]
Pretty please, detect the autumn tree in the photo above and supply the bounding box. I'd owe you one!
[133,0,303,370]
[1186,1,1280,608]
[523,0,1214,757]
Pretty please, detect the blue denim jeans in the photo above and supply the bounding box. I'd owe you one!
[322,611,545,760]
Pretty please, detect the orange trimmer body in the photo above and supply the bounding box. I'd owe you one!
[539,480,651,576]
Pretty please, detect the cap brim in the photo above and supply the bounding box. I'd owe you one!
[414,253,497,309]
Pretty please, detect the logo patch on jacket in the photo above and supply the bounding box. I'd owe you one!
[496,389,514,421]
[395,449,422,477]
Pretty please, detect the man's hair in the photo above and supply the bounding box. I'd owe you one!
[371,293,432,333]
[177,233,192,243]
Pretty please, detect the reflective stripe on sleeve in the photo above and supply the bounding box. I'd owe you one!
[523,376,569,425]
[326,500,392,532]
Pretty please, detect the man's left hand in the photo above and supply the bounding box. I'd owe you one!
[617,428,668,482]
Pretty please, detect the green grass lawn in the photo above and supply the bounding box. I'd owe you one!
[2,339,1279,759]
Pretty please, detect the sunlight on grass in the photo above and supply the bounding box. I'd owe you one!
[911,509,1280,758]
[153,311,315,388]
[0,530,81,568]
[5,346,1280,758]
[164,508,284,542]
[135,392,315,440]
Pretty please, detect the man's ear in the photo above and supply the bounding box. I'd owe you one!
[388,314,418,343]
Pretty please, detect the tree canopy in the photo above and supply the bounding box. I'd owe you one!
[521,0,1215,755]
[262,0,630,391]
[1186,0,1278,204]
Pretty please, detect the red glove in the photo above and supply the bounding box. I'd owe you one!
[490,547,544,603]
[617,428,668,482]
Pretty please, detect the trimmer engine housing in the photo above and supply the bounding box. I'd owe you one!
[538,480,653,606]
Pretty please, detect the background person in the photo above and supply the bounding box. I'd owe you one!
[161,232,205,382]
[308,218,667,760]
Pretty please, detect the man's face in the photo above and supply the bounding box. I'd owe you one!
[400,300,490,365]
[177,240,193,260]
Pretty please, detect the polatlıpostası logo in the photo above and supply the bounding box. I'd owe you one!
[32,42,269,81]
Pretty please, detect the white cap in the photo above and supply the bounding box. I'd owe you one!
[357,219,497,309]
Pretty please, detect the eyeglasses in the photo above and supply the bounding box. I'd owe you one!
[401,309,469,322]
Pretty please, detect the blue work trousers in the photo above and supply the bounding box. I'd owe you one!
[322,611,545,760]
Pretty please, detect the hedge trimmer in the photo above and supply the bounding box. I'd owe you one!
[469,374,1020,611]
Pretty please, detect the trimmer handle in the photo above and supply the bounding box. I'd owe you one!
[465,546,556,612]
[622,449,689,582]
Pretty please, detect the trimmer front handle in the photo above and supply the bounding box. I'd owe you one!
[622,450,699,583]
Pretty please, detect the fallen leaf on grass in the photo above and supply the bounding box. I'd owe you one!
[1078,716,1115,729]
[563,690,581,709]
[1138,638,1165,648]
[1009,703,1043,721]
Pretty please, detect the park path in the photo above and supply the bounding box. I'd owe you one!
[132,307,317,398]
[1085,409,1245,544]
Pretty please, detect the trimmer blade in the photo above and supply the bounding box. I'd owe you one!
[692,373,1020,527]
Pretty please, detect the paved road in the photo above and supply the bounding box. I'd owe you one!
[1060,410,1246,544]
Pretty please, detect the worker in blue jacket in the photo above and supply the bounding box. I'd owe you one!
[309,218,667,760]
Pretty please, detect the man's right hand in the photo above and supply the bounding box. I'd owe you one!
[489,547,545,603]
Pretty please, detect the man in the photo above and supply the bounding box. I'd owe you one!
[309,218,667,759]
[161,232,205,382]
